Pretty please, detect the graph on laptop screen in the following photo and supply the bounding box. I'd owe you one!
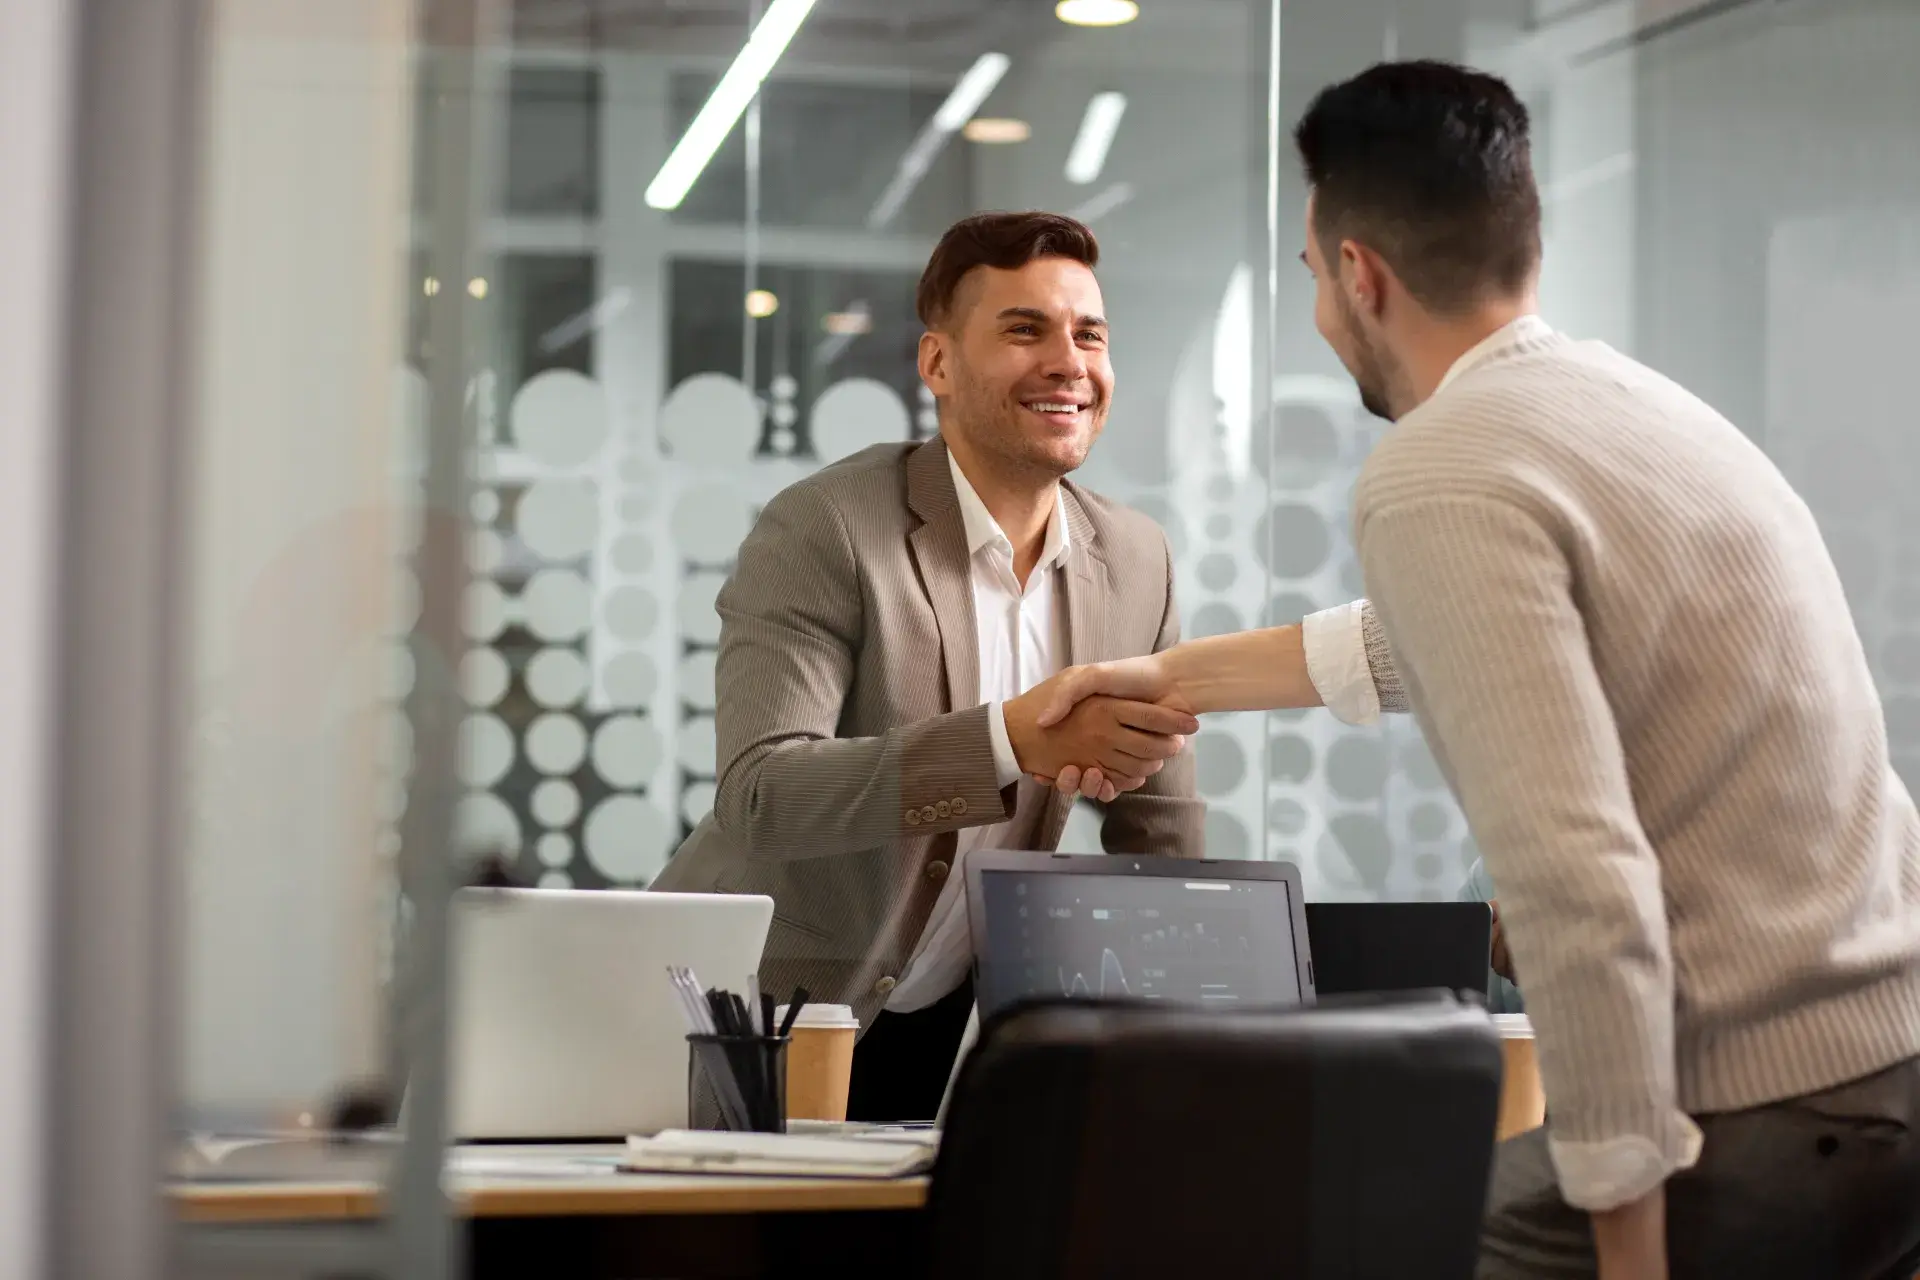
[973,869,1306,1014]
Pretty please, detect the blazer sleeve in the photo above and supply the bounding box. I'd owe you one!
[709,482,1014,861]
[1098,532,1207,858]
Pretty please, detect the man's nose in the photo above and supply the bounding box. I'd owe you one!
[1039,329,1088,381]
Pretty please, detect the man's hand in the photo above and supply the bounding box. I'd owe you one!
[1003,688,1195,798]
[1490,900,1517,984]
[1011,657,1192,801]
[1593,1186,1668,1280]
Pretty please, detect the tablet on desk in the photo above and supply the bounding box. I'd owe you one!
[963,851,1316,1019]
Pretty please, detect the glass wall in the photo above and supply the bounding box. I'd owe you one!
[163,0,1920,1213]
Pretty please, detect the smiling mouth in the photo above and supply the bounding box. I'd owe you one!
[1022,400,1093,419]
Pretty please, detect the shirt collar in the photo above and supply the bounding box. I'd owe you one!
[947,447,1072,571]
[1434,313,1555,395]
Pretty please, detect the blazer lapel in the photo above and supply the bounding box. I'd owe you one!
[905,437,978,714]
[1059,486,1109,668]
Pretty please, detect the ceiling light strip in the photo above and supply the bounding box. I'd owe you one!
[866,52,1011,229]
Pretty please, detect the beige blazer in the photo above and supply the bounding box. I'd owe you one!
[651,437,1204,1034]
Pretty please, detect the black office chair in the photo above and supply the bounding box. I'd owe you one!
[926,991,1503,1280]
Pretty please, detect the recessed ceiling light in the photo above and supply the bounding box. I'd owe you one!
[822,309,872,336]
[467,277,489,299]
[1057,0,1139,27]
[964,117,1031,144]
[422,276,441,297]
[745,289,779,318]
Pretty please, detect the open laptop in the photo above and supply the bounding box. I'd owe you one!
[964,851,1316,1018]
[447,887,772,1140]
[1302,901,1491,999]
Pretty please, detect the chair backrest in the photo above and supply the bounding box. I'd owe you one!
[927,991,1502,1280]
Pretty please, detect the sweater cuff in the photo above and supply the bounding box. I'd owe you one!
[1547,1113,1703,1211]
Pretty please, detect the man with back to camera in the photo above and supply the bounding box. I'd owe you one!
[651,210,1403,1120]
[1024,63,1920,1277]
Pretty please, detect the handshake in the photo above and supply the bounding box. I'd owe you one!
[1002,653,1193,804]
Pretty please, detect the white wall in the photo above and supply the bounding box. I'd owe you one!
[0,0,71,1267]
[179,0,414,1117]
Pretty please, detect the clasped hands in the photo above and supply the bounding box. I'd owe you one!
[1003,654,1190,803]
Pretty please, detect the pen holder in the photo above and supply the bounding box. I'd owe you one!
[687,1034,790,1133]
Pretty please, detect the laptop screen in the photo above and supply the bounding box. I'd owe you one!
[971,862,1310,1017]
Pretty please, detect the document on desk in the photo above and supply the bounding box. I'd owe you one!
[622,1129,939,1179]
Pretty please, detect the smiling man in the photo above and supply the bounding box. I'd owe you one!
[653,211,1397,1119]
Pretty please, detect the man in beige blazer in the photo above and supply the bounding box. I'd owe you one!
[654,211,1391,1119]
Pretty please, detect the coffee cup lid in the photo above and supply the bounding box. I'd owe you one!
[776,1003,860,1030]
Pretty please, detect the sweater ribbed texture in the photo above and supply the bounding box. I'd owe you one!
[1354,332,1920,1163]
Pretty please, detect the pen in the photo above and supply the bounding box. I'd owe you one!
[777,987,810,1038]
[747,974,763,1035]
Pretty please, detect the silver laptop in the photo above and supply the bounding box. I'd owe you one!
[448,887,772,1139]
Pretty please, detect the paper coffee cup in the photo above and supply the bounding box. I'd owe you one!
[777,1004,859,1123]
[1492,1015,1546,1139]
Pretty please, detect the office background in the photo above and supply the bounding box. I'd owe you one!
[160,0,1920,1139]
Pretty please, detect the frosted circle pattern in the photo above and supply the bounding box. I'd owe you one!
[1409,803,1453,841]
[1414,852,1445,882]
[465,579,507,641]
[1194,732,1247,797]
[1264,404,1342,483]
[525,713,588,775]
[387,645,416,699]
[1268,734,1315,784]
[458,715,515,788]
[611,534,653,575]
[592,715,663,789]
[523,569,592,642]
[583,795,673,883]
[811,378,910,463]
[602,651,659,709]
[1327,814,1393,889]
[678,715,718,775]
[1326,736,1388,802]
[512,369,610,467]
[470,529,505,575]
[461,647,510,707]
[1205,475,1235,504]
[1196,553,1238,592]
[670,486,753,563]
[1256,503,1333,579]
[603,586,659,641]
[1399,739,1447,790]
[619,493,651,524]
[679,650,718,710]
[678,574,725,644]
[1268,797,1309,836]
[532,779,581,829]
[1188,603,1245,639]
[538,870,573,890]
[1266,592,1320,628]
[471,488,501,524]
[536,832,573,869]
[515,479,598,561]
[455,791,521,854]
[1205,810,1252,860]
[681,781,717,826]
[1205,513,1233,541]
[1127,496,1185,559]
[659,373,761,467]
[525,647,589,708]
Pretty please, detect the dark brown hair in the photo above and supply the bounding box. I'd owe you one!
[915,211,1101,328]
[1294,60,1540,314]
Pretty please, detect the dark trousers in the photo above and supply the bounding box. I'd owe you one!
[845,977,974,1123]
[1478,1055,1920,1279]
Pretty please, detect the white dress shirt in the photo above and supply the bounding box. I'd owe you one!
[885,450,1385,1012]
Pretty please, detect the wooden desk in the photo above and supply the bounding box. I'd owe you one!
[174,1169,929,1225]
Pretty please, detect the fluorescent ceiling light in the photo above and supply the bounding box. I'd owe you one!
[644,0,818,210]
[1064,91,1126,184]
[1057,0,1139,27]
[964,117,1031,144]
[867,52,1011,229]
[745,289,779,318]
[1067,180,1135,223]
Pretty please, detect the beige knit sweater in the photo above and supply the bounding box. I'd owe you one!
[1354,321,1920,1208]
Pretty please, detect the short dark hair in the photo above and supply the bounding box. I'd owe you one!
[915,211,1100,328]
[1293,60,1540,314]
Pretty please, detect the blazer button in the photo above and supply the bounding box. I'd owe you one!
[934,800,952,820]
[919,805,938,824]
[874,975,897,996]
[926,860,950,882]
[904,808,921,827]
[951,796,967,816]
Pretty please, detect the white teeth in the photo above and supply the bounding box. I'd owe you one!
[1026,402,1082,414]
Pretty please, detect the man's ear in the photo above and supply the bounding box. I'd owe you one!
[917,330,951,398]
[1340,240,1391,320]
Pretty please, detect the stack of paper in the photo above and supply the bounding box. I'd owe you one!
[622,1129,938,1179]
